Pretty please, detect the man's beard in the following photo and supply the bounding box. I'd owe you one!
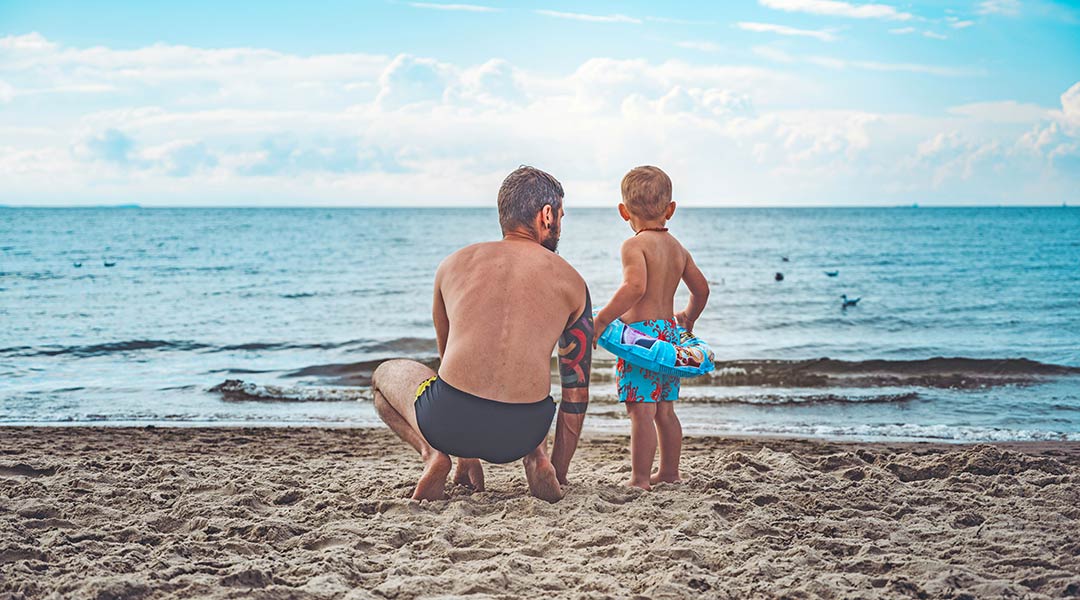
[540,221,560,253]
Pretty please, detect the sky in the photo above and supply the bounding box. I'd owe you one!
[1,0,1078,206]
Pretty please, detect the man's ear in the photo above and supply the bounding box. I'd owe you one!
[618,203,631,222]
[666,201,676,219]
[541,204,555,228]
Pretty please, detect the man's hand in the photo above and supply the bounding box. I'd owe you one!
[675,310,695,332]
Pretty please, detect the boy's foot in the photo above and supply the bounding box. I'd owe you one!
[625,477,651,491]
[453,458,485,491]
[524,454,564,503]
[412,451,452,501]
[650,471,683,484]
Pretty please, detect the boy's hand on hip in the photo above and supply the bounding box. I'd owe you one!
[675,311,695,332]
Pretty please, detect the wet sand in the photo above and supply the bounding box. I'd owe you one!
[2,427,1079,599]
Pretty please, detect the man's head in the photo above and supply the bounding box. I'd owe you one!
[497,166,564,252]
[619,166,674,223]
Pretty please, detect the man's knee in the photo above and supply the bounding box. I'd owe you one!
[371,358,408,391]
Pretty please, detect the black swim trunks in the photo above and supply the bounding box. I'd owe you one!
[414,376,556,464]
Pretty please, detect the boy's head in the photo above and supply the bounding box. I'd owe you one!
[620,166,674,222]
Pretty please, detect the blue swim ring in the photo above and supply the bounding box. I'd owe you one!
[594,312,715,378]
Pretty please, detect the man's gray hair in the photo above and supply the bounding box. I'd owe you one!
[497,166,564,234]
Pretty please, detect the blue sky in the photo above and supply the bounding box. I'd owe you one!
[1,0,1078,205]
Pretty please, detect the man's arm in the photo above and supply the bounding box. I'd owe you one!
[674,252,709,332]
[432,267,450,359]
[593,240,647,345]
[550,283,592,485]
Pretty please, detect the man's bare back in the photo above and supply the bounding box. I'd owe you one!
[370,166,592,502]
[435,238,587,403]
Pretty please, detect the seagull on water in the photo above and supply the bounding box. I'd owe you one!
[841,294,860,308]
[824,270,839,277]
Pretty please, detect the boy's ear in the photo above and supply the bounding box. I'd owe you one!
[666,201,676,219]
[618,203,631,222]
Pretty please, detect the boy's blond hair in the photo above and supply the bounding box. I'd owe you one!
[621,166,672,219]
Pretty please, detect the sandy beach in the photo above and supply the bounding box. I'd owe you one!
[2,427,1079,599]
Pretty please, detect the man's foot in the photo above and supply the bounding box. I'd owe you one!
[625,477,651,491]
[412,451,452,501]
[524,454,563,503]
[453,458,485,491]
[650,471,682,484]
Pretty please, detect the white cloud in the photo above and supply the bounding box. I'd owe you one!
[947,17,976,28]
[408,2,500,12]
[1,34,1076,206]
[0,80,14,102]
[923,31,948,40]
[737,21,837,42]
[754,46,978,76]
[0,32,55,51]
[889,27,916,34]
[948,100,1050,123]
[533,10,641,24]
[645,16,716,26]
[1061,81,1080,127]
[676,41,723,52]
[977,0,1021,16]
[758,0,912,21]
[375,54,453,109]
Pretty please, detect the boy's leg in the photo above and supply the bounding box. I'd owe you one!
[626,402,658,490]
[653,400,683,484]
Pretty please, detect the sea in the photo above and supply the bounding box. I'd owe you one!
[2,206,1079,442]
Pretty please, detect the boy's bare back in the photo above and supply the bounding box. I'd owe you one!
[619,231,692,324]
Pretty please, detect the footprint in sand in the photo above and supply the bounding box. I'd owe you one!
[0,464,57,478]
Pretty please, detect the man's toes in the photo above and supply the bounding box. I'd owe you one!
[413,453,451,501]
[453,459,485,491]
[525,458,563,503]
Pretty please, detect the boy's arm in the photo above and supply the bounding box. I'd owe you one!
[593,240,647,345]
[551,282,592,485]
[675,252,709,331]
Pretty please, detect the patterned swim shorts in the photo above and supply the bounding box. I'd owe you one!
[616,318,681,403]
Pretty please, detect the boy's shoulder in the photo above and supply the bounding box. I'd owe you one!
[621,232,687,254]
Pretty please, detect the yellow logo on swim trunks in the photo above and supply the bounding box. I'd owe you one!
[415,376,437,399]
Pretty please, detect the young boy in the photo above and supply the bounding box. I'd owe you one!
[594,166,710,490]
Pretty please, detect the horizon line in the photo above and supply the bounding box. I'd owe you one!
[0,203,1074,209]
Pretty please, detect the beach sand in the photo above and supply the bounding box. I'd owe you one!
[2,427,1079,599]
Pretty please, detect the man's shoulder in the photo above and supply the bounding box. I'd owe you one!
[439,242,496,269]
[547,251,585,287]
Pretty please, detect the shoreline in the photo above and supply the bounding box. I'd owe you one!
[2,422,1078,446]
[3,427,1079,598]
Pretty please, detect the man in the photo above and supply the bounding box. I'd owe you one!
[371,166,592,502]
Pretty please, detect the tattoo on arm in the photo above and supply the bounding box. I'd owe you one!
[558,285,593,391]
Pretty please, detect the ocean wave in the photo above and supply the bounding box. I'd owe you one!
[2,336,438,359]
[283,357,440,386]
[2,339,212,358]
[710,422,1080,442]
[677,391,921,405]
[209,379,370,402]
[685,357,1080,388]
